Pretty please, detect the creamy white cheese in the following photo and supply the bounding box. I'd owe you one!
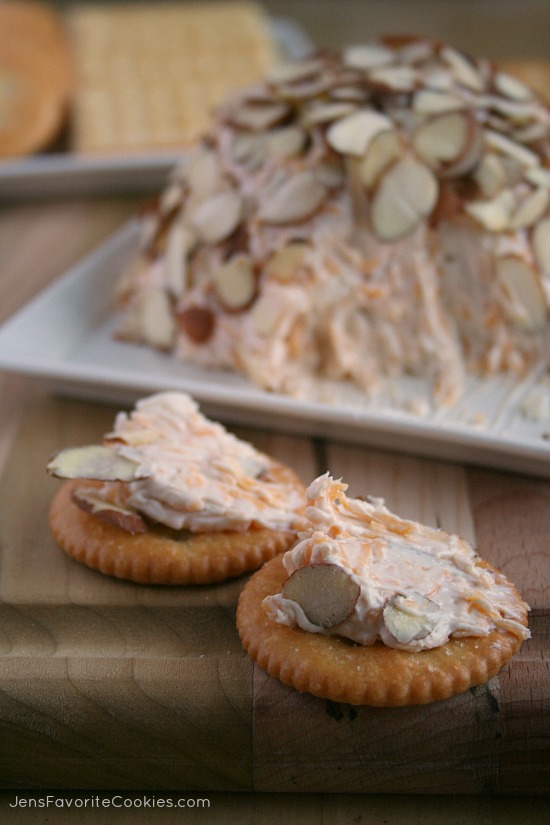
[263,473,530,651]
[99,392,305,532]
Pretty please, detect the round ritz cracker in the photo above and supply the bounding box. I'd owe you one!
[49,468,302,586]
[0,0,73,158]
[47,393,306,586]
[236,477,530,707]
[237,555,528,707]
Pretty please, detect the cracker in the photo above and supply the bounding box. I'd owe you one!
[49,463,302,585]
[236,554,529,706]
[68,1,279,154]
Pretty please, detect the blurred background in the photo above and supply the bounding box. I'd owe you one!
[50,0,550,59]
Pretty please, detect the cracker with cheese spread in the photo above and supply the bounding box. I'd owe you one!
[47,392,306,584]
[236,474,530,705]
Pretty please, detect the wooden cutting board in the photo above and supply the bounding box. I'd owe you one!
[0,392,548,793]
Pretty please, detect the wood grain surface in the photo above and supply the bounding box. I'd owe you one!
[0,387,547,795]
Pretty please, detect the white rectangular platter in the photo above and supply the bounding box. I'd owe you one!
[0,220,549,477]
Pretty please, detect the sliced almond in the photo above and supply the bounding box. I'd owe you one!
[265,126,307,159]
[185,148,223,201]
[189,190,243,244]
[282,563,361,628]
[440,45,485,92]
[496,255,547,331]
[264,243,309,282]
[228,100,290,132]
[473,152,507,198]
[250,295,280,336]
[258,172,326,225]
[512,121,550,145]
[532,217,550,279]
[213,255,257,311]
[343,42,394,71]
[71,488,147,534]
[494,71,534,102]
[326,109,393,157]
[329,85,369,103]
[464,188,516,231]
[484,94,547,124]
[163,223,197,298]
[231,131,265,167]
[413,109,482,177]
[136,286,176,350]
[423,69,455,93]
[359,128,401,188]
[396,39,435,66]
[370,155,439,242]
[266,57,326,86]
[413,89,465,115]
[510,188,550,230]
[367,64,418,92]
[484,128,540,168]
[178,305,216,344]
[382,593,440,644]
[274,76,331,102]
[301,100,358,127]
[525,166,550,189]
[159,182,185,215]
[47,446,145,482]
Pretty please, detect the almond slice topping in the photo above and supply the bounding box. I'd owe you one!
[258,171,326,225]
[494,71,534,102]
[282,563,361,628]
[510,188,550,230]
[440,45,485,92]
[382,593,440,644]
[484,129,540,168]
[164,223,197,298]
[532,218,550,279]
[185,148,223,201]
[359,128,401,189]
[301,100,359,127]
[343,42,394,71]
[473,152,507,198]
[496,256,547,331]
[367,64,418,92]
[412,89,466,115]
[464,188,516,232]
[264,243,309,282]
[213,255,257,311]
[413,109,482,178]
[228,100,290,132]
[47,446,146,482]
[71,488,147,535]
[265,126,307,159]
[135,286,176,350]
[326,109,393,157]
[266,57,326,86]
[189,190,243,244]
[370,155,439,242]
[525,166,550,189]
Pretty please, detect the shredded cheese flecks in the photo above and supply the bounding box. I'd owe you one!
[263,473,530,651]
[96,392,305,532]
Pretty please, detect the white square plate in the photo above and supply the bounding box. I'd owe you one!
[1,220,550,477]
